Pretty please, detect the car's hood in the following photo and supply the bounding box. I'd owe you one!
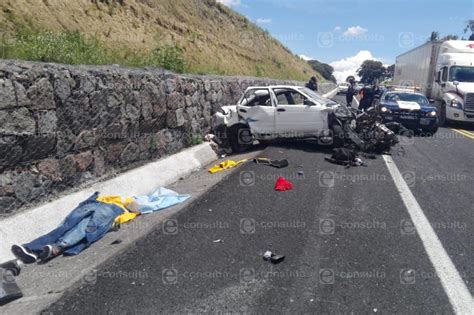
[381,101,437,112]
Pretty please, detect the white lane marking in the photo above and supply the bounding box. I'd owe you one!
[383,155,474,315]
[353,95,359,109]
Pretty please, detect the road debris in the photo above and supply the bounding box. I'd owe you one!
[263,251,285,264]
[0,261,23,306]
[208,159,248,174]
[253,158,288,168]
[325,148,367,167]
[274,177,293,191]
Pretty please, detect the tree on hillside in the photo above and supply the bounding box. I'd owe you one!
[430,31,439,41]
[307,60,336,82]
[464,20,474,40]
[385,64,395,79]
[430,31,458,41]
[442,34,459,40]
[357,60,385,84]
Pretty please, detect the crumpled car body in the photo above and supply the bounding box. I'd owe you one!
[213,86,341,148]
[213,85,399,153]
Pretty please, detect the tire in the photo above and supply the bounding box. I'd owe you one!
[439,103,449,127]
[331,124,345,148]
[422,124,439,136]
[229,125,253,153]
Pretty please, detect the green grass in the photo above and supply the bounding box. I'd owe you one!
[0,29,187,72]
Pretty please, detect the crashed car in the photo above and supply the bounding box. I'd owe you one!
[213,85,343,152]
[213,85,398,153]
[374,90,439,134]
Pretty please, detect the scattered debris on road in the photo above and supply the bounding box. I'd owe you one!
[325,148,367,167]
[0,260,23,306]
[274,177,294,191]
[208,159,248,174]
[263,250,285,264]
[253,158,288,168]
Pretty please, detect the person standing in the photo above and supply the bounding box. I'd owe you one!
[346,79,356,107]
[305,76,318,92]
[358,84,376,112]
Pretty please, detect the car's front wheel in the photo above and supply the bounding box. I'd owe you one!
[229,125,253,153]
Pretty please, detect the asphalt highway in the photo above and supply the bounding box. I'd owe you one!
[47,95,473,314]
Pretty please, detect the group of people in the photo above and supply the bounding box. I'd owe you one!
[305,76,382,112]
[346,78,382,111]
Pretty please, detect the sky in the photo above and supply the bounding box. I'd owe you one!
[217,0,474,82]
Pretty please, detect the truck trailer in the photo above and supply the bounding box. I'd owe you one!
[393,40,474,125]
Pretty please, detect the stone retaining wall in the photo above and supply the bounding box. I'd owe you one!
[0,60,335,216]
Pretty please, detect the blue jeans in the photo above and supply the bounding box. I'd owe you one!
[56,216,91,249]
[23,192,123,255]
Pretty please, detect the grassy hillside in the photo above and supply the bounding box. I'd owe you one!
[0,0,319,80]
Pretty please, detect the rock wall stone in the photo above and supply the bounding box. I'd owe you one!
[0,60,335,216]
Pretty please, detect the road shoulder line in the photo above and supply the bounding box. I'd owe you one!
[382,155,474,314]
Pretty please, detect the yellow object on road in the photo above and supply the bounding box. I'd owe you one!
[208,159,248,174]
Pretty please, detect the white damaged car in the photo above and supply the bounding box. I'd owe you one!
[213,85,351,152]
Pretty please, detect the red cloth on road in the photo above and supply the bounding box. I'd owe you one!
[274,177,293,191]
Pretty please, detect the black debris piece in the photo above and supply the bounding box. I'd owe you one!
[253,158,289,168]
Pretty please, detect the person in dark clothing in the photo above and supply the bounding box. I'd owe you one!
[346,79,356,107]
[306,76,318,92]
[358,84,376,112]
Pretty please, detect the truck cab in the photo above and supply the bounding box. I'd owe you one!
[432,41,474,125]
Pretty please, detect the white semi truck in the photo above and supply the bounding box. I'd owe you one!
[393,40,474,126]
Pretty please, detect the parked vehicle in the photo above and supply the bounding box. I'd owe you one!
[337,82,349,94]
[374,90,438,134]
[393,40,474,126]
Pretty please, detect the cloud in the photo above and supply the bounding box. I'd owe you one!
[256,18,272,24]
[334,26,342,32]
[216,0,241,6]
[343,26,368,37]
[299,54,314,61]
[330,50,379,83]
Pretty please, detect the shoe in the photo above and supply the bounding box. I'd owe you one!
[10,245,37,264]
[38,245,61,262]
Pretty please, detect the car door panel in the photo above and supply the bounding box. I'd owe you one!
[273,88,325,136]
[237,88,275,137]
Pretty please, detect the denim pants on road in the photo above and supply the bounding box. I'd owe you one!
[55,216,91,249]
[23,203,97,253]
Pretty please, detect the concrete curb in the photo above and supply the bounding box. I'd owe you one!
[0,87,337,263]
[0,143,218,263]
